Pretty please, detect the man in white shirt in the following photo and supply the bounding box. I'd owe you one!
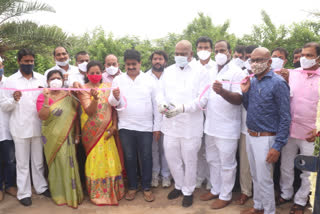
[109,49,161,202]
[199,40,245,209]
[69,51,90,86]
[157,40,209,207]
[194,36,214,190]
[146,50,171,189]
[0,57,17,202]
[0,49,50,206]
[44,46,79,87]
[102,54,122,83]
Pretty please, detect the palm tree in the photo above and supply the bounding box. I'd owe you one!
[0,0,69,54]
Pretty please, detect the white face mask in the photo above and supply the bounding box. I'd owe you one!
[244,59,251,70]
[175,56,189,67]
[233,58,245,68]
[56,58,70,67]
[215,53,228,66]
[197,50,211,61]
[106,66,119,75]
[78,62,88,72]
[300,56,319,69]
[271,57,284,70]
[49,79,63,88]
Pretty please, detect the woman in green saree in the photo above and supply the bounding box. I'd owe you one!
[37,70,83,208]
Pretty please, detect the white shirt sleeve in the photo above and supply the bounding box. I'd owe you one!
[0,79,18,112]
[151,79,162,131]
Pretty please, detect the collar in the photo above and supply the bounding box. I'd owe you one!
[17,70,37,79]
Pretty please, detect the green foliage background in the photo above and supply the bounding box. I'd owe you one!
[1,11,320,75]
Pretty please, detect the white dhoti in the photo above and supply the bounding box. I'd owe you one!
[280,137,314,206]
[163,135,201,196]
[239,133,253,197]
[13,136,48,200]
[246,134,276,214]
[205,134,238,201]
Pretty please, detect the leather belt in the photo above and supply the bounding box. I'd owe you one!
[248,129,276,137]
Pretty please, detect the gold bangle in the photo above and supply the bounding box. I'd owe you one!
[42,104,50,108]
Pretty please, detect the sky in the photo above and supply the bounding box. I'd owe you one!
[23,0,319,40]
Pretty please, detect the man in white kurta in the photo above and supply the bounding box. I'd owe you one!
[0,57,17,201]
[0,49,49,206]
[157,40,209,207]
[194,36,215,190]
[44,46,79,87]
[146,50,171,188]
[200,40,245,209]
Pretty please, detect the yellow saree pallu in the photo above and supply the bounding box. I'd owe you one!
[41,95,83,208]
[79,83,124,205]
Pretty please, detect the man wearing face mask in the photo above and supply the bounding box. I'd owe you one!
[0,49,50,206]
[232,45,246,70]
[244,45,258,73]
[44,46,79,87]
[69,51,90,86]
[240,47,291,214]
[0,57,17,202]
[199,40,245,209]
[194,36,214,190]
[271,47,288,70]
[145,50,171,189]
[102,54,122,83]
[277,42,320,214]
[293,48,302,69]
[156,40,209,207]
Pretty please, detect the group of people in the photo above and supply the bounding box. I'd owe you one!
[0,37,319,214]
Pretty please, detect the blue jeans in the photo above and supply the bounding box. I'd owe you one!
[0,140,16,190]
[119,129,153,190]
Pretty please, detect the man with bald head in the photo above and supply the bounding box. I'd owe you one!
[157,40,209,207]
[240,47,291,214]
[102,54,122,83]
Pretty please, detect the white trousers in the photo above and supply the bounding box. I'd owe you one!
[163,135,201,196]
[246,134,276,214]
[280,137,314,206]
[239,133,253,197]
[13,136,48,200]
[205,135,238,201]
[196,137,210,184]
[152,133,171,178]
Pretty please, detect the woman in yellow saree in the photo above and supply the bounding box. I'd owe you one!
[37,70,83,208]
[77,61,124,205]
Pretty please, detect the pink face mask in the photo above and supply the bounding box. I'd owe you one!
[87,74,102,84]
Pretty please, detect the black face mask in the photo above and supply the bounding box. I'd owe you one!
[293,61,301,68]
[20,64,34,75]
[152,64,165,72]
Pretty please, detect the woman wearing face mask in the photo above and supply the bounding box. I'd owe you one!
[77,61,124,205]
[36,70,83,208]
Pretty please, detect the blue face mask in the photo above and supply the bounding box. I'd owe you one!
[0,68,4,76]
[20,64,34,75]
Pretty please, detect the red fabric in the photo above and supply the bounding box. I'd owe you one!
[36,94,54,112]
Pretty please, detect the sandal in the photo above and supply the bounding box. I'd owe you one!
[289,204,305,214]
[143,190,155,202]
[276,195,291,206]
[125,189,137,201]
[235,193,250,205]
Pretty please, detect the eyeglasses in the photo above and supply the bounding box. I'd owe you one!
[248,58,270,64]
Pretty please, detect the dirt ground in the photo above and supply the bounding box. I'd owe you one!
[0,186,313,214]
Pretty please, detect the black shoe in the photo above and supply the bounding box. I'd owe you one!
[182,195,193,207]
[167,188,182,200]
[19,197,32,206]
[41,189,51,198]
